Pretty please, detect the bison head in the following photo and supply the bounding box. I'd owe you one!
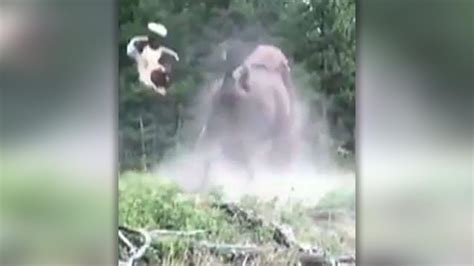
[217,40,257,94]
[218,44,293,96]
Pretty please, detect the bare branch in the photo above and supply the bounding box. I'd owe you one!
[118,230,137,254]
[129,228,151,263]
[149,229,207,242]
[118,202,356,266]
[118,227,152,266]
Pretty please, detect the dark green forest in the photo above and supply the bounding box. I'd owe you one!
[119,0,355,171]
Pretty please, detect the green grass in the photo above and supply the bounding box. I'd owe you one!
[316,186,355,211]
[119,171,355,264]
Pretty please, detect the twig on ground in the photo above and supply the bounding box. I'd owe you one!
[119,230,137,254]
[118,226,152,266]
[213,202,356,266]
[195,241,262,256]
[118,203,355,266]
[335,254,356,265]
[150,229,207,238]
[130,229,151,263]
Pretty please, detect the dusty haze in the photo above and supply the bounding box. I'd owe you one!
[156,55,355,205]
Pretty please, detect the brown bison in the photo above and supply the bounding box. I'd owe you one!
[196,43,298,184]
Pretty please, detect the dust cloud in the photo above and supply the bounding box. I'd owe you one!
[156,74,354,205]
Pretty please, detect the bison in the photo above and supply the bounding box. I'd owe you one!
[196,43,298,185]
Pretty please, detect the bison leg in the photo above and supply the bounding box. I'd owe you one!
[265,83,295,169]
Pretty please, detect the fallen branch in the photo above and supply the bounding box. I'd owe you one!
[118,202,355,266]
[213,202,355,266]
[119,230,137,254]
[336,254,356,265]
[195,241,263,256]
[214,202,313,250]
[118,225,355,266]
[150,229,206,238]
[118,226,151,266]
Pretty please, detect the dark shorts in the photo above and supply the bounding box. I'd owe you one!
[150,68,170,88]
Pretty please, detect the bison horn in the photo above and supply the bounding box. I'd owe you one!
[233,65,250,92]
